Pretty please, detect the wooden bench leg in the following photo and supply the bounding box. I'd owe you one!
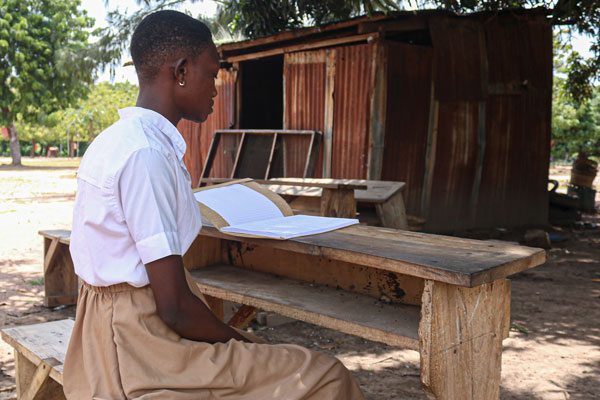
[204,295,224,321]
[320,188,356,218]
[43,238,78,307]
[419,279,509,400]
[227,305,260,329]
[375,189,409,230]
[15,352,64,400]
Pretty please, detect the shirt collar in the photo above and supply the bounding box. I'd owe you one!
[118,107,187,160]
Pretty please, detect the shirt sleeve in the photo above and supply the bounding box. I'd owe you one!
[117,147,181,264]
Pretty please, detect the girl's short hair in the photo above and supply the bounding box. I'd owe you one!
[130,10,213,81]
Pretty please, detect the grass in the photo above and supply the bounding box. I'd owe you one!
[26,277,44,286]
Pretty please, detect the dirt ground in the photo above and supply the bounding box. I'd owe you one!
[0,157,598,399]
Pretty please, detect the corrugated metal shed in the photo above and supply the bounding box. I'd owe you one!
[178,9,552,233]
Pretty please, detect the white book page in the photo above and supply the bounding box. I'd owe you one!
[194,184,284,226]
[221,214,359,239]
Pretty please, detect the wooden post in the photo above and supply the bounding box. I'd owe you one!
[228,305,260,329]
[43,238,78,307]
[204,295,224,321]
[419,279,509,400]
[320,187,356,218]
[375,189,408,230]
[15,352,64,400]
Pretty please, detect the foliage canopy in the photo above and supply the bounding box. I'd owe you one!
[101,0,598,102]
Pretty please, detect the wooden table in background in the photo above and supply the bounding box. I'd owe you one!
[266,178,408,230]
[185,222,545,399]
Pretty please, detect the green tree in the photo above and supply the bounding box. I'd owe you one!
[98,1,599,102]
[0,0,103,165]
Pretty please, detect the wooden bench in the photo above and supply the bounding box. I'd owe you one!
[201,177,409,229]
[1,319,71,400]
[185,222,545,399]
[39,230,78,307]
[35,225,545,399]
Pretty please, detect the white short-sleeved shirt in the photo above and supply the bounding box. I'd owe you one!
[70,107,202,287]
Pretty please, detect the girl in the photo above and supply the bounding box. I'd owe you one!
[63,10,364,399]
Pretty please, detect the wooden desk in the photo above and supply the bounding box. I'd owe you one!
[266,178,408,230]
[185,223,545,399]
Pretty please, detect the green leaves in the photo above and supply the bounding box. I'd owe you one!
[0,0,102,126]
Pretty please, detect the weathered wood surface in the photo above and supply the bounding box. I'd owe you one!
[267,178,405,203]
[419,279,508,400]
[190,265,421,349]
[217,239,424,306]
[199,223,546,287]
[227,305,260,329]
[42,233,78,307]
[2,319,72,386]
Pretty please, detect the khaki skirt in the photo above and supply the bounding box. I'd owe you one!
[63,270,364,399]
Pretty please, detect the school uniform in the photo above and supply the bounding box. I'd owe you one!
[63,107,364,399]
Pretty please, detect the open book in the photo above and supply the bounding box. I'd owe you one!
[193,180,358,239]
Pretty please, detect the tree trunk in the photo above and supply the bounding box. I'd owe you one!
[8,121,21,166]
[30,139,36,157]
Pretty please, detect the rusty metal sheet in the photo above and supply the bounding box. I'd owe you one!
[284,51,327,177]
[429,16,485,102]
[426,101,480,232]
[484,14,552,90]
[380,42,433,217]
[331,43,374,179]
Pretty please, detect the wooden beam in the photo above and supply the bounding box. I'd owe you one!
[367,41,388,180]
[323,49,336,178]
[43,238,59,274]
[21,359,52,400]
[227,305,260,329]
[419,279,508,399]
[320,188,356,219]
[225,33,380,63]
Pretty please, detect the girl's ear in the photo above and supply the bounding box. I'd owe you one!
[172,57,187,85]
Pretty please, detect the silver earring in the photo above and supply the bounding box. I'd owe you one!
[179,80,185,87]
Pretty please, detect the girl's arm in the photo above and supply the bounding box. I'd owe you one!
[145,255,251,343]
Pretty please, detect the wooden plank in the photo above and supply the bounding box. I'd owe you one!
[2,319,73,385]
[199,223,546,287]
[268,178,404,203]
[222,241,424,306]
[198,131,221,186]
[227,305,260,329]
[320,187,356,218]
[43,238,60,274]
[204,177,366,190]
[39,230,71,245]
[229,132,246,178]
[225,33,379,63]
[218,14,391,54]
[190,265,420,349]
[367,40,387,180]
[43,240,78,308]
[183,235,224,270]
[375,188,409,230]
[264,133,278,179]
[15,352,64,400]
[204,295,224,321]
[323,49,336,178]
[216,129,317,135]
[21,358,53,400]
[419,279,508,399]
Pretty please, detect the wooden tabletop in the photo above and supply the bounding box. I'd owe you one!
[267,178,405,203]
[200,223,546,288]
